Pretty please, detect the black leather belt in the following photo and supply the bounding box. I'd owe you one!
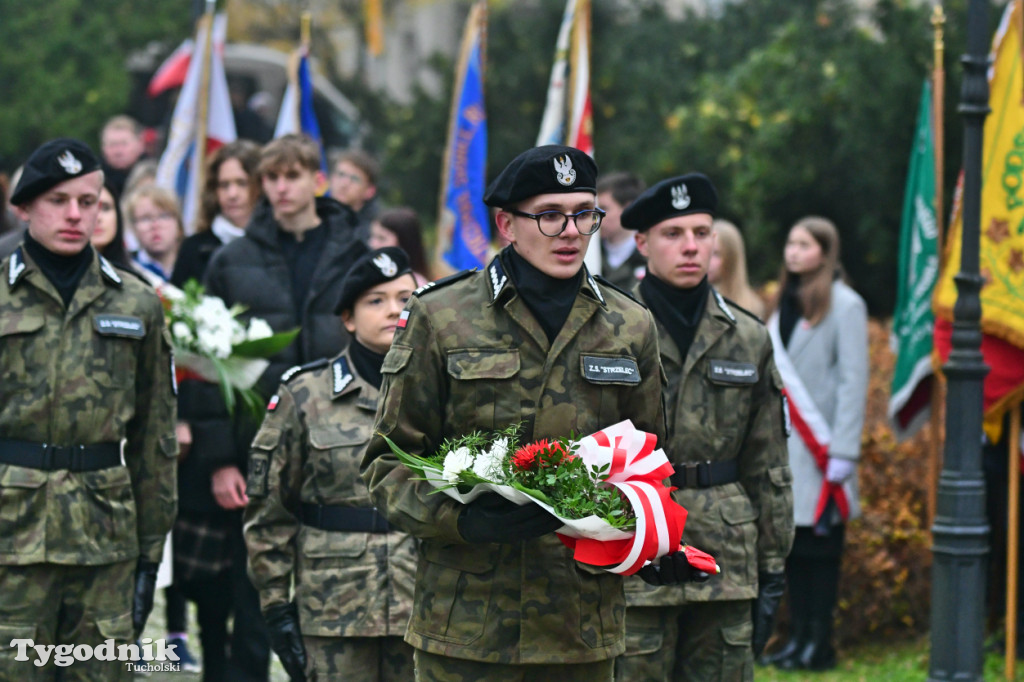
[300,503,391,533]
[0,439,122,472]
[670,460,740,489]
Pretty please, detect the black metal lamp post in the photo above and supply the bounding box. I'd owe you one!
[928,1,991,680]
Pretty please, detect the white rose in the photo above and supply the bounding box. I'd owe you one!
[442,447,474,484]
[246,317,274,341]
[197,326,233,359]
[171,321,194,345]
[472,438,509,481]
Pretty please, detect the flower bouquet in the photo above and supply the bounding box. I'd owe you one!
[382,420,719,576]
[156,279,299,416]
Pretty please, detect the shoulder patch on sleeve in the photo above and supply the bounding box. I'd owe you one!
[281,357,329,384]
[413,269,475,297]
[593,275,644,307]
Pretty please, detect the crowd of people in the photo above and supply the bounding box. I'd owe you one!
[0,116,884,682]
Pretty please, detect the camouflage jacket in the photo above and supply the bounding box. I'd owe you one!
[362,255,666,664]
[244,350,416,638]
[0,247,177,566]
[625,286,794,606]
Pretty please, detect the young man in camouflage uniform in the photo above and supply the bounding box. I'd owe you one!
[244,247,419,682]
[0,138,177,679]
[362,145,708,682]
[614,174,794,681]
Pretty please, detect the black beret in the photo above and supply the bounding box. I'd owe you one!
[483,145,598,207]
[10,138,102,206]
[335,247,414,314]
[620,173,718,232]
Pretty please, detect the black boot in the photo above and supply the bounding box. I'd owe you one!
[798,615,837,671]
[762,618,806,667]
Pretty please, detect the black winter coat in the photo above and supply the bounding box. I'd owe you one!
[197,196,368,473]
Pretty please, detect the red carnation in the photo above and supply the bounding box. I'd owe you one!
[512,440,549,471]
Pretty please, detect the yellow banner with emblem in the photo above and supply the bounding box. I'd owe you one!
[934,0,1024,348]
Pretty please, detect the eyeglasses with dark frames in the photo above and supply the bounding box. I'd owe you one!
[506,207,606,236]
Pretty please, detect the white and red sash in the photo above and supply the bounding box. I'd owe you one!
[768,315,849,523]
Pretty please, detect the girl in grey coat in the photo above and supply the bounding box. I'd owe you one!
[763,216,869,672]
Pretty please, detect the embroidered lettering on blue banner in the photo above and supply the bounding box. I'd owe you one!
[581,355,641,384]
[708,359,758,385]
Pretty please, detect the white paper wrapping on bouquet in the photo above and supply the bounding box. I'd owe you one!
[175,350,268,391]
[421,467,635,542]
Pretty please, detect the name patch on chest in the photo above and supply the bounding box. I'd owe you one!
[94,315,146,339]
[708,359,758,385]
[581,355,641,384]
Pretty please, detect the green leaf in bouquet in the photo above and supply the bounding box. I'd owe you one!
[510,481,555,507]
[379,433,444,473]
[232,328,300,358]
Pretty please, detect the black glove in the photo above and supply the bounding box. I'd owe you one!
[457,493,563,543]
[132,559,159,639]
[751,571,786,657]
[636,551,713,586]
[264,602,307,682]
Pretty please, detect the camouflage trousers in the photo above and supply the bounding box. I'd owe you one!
[413,649,614,682]
[0,561,135,681]
[304,635,413,682]
[614,600,753,682]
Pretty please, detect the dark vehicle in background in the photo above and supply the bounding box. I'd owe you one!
[126,41,366,153]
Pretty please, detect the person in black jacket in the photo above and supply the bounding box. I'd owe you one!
[173,140,261,285]
[166,140,263,679]
[195,134,368,679]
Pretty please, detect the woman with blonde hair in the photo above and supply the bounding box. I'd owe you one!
[710,219,765,318]
[762,216,868,672]
[124,184,185,282]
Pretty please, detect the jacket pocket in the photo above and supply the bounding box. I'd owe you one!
[446,348,520,431]
[91,329,142,389]
[80,466,137,550]
[410,541,497,645]
[308,425,372,502]
[716,494,759,587]
[296,527,375,637]
[0,315,45,405]
[0,465,48,554]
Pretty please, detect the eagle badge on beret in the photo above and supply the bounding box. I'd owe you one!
[373,252,398,277]
[554,155,577,187]
[671,183,691,210]
[57,150,83,175]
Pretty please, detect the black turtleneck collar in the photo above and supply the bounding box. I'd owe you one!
[640,272,709,359]
[778,274,802,349]
[502,246,584,344]
[349,338,386,390]
[23,232,94,307]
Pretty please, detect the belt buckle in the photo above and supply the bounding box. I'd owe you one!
[42,444,75,470]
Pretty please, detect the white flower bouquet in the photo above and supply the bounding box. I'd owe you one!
[382,420,720,576]
[157,279,299,416]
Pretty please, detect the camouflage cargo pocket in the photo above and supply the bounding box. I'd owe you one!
[295,527,371,636]
[0,465,47,555]
[307,425,371,497]
[445,348,520,431]
[90,332,140,389]
[410,541,496,645]
[717,495,758,588]
[79,467,137,551]
[0,315,45,407]
[0,622,37,672]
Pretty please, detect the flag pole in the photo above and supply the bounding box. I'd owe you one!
[928,1,946,535]
[1008,405,1022,679]
[194,0,216,208]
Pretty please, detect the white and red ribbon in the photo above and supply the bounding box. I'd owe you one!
[767,315,849,523]
[557,420,689,575]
